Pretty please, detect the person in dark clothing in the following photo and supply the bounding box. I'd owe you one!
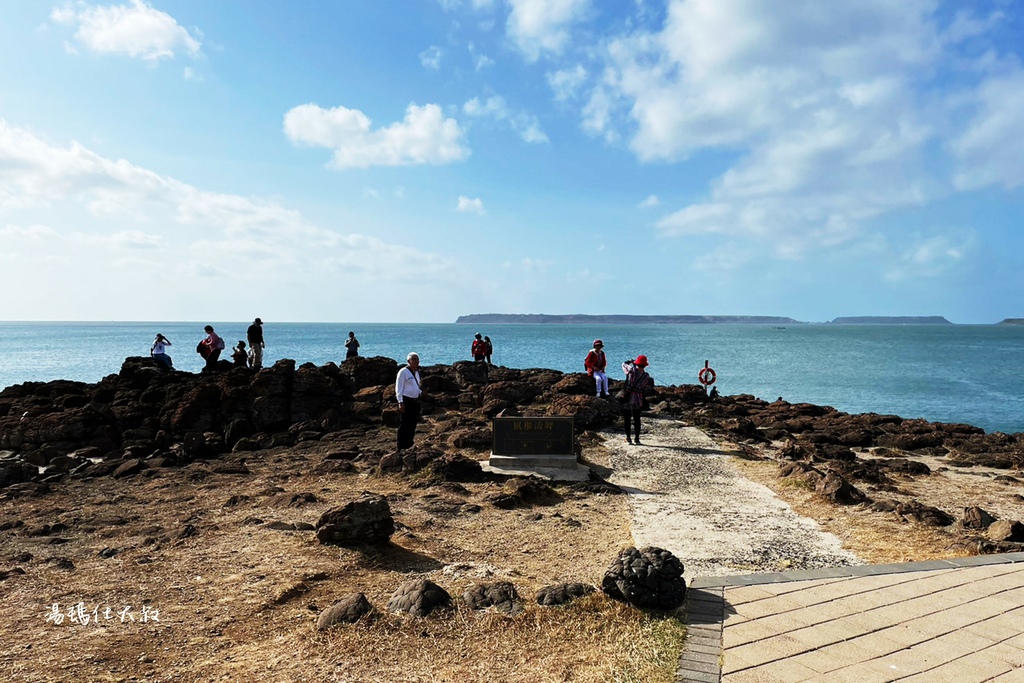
[621,354,654,445]
[395,352,422,450]
[246,318,264,369]
[345,331,360,359]
[483,336,493,364]
[231,341,248,367]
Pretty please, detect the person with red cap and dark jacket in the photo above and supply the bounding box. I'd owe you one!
[471,333,487,362]
[584,339,609,397]
[621,354,653,444]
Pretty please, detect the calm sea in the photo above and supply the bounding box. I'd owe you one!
[1,322,1022,434]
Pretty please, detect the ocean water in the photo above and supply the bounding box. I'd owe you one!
[1,322,1023,435]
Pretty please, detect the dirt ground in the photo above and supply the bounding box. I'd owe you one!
[0,428,682,683]
[2,415,1022,682]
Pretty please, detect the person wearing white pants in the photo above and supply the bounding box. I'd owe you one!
[585,339,609,397]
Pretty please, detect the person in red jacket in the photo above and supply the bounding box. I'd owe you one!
[585,339,609,397]
[471,332,487,362]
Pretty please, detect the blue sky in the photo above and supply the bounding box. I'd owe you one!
[1,0,1023,323]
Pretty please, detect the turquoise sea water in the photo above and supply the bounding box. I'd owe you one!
[1,322,1023,434]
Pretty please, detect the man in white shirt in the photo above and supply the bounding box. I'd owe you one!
[395,352,422,450]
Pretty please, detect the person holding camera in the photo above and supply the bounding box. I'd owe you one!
[150,333,173,372]
[621,354,653,444]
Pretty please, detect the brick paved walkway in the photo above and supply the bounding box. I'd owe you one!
[677,552,1024,682]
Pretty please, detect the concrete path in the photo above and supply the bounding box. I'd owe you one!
[603,417,860,581]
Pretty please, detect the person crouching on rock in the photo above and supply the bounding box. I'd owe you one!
[622,354,653,445]
[231,340,248,367]
[585,339,609,397]
[151,333,173,372]
[396,352,423,450]
[199,325,225,372]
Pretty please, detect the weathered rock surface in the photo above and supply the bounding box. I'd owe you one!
[316,593,373,629]
[535,582,595,606]
[601,546,687,610]
[462,582,522,614]
[386,579,451,617]
[315,494,394,546]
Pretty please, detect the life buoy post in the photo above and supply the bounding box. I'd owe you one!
[698,360,716,393]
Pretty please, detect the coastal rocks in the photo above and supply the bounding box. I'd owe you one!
[535,582,595,606]
[386,579,451,617]
[316,593,373,629]
[962,506,996,530]
[602,546,686,610]
[987,520,1024,542]
[487,477,560,509]
[462,582,522,614]
[339,356,397,391]
[315,494,394,546]
[815,472,868,505]
[896,501,954,527]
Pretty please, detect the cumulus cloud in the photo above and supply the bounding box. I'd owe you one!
[50,0,201,61]
[565,0,974,260]
[885,234,971,281]
[463,95,549,143]
[507,0,590,61]
[456,196,485,214]
[283,103,470,168]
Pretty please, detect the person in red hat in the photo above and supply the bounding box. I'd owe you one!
[621,354,653,444]
[584,339,609,397]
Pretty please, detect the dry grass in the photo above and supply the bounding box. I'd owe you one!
[0,436,685,683]
[732,457,977,564]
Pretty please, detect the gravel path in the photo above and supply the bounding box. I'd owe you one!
[603,416,861,580]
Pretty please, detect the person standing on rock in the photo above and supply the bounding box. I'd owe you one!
[585,339,609,397]
[471,333,487,362]
[200,325,225,372]
[246,318,265,369]
[483,336,493,365]
[150,333,173,372]
[345,331,360,359]
[621,354,653,444]
[395,352,423,450]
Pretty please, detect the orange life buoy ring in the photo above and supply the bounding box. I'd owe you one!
[698,367,716,386]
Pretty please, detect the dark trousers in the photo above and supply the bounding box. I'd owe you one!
[397,398,421,450]
[622,407,641,440]
[204,349,221,371]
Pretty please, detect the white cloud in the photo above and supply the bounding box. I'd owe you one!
[547,64,587,101]
[50,0,201,61]
[885,234,970,281]
[638,194,659,208]
[507,0,590,62]
[0,118,458,321]
[463,95,549,143]
[951,70,1024,191]
[283,102,470,168]
[456,196,486,214]
[475,54,495,71]
[566,0,979,262]
[419,45,443,70]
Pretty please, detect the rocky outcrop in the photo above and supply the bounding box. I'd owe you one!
[601,546,687,610]
[316,593,373,629]
[535,582,595,606]
[386,579,451,617]
[462,582,522,614]
[315,494,394,546]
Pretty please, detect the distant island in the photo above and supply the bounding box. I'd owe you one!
[828,316,952,325]
[998,319,1024,325]
[455,314,803,325]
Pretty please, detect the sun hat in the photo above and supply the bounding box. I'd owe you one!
[634,354,649,367]
[593,339,603,347]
